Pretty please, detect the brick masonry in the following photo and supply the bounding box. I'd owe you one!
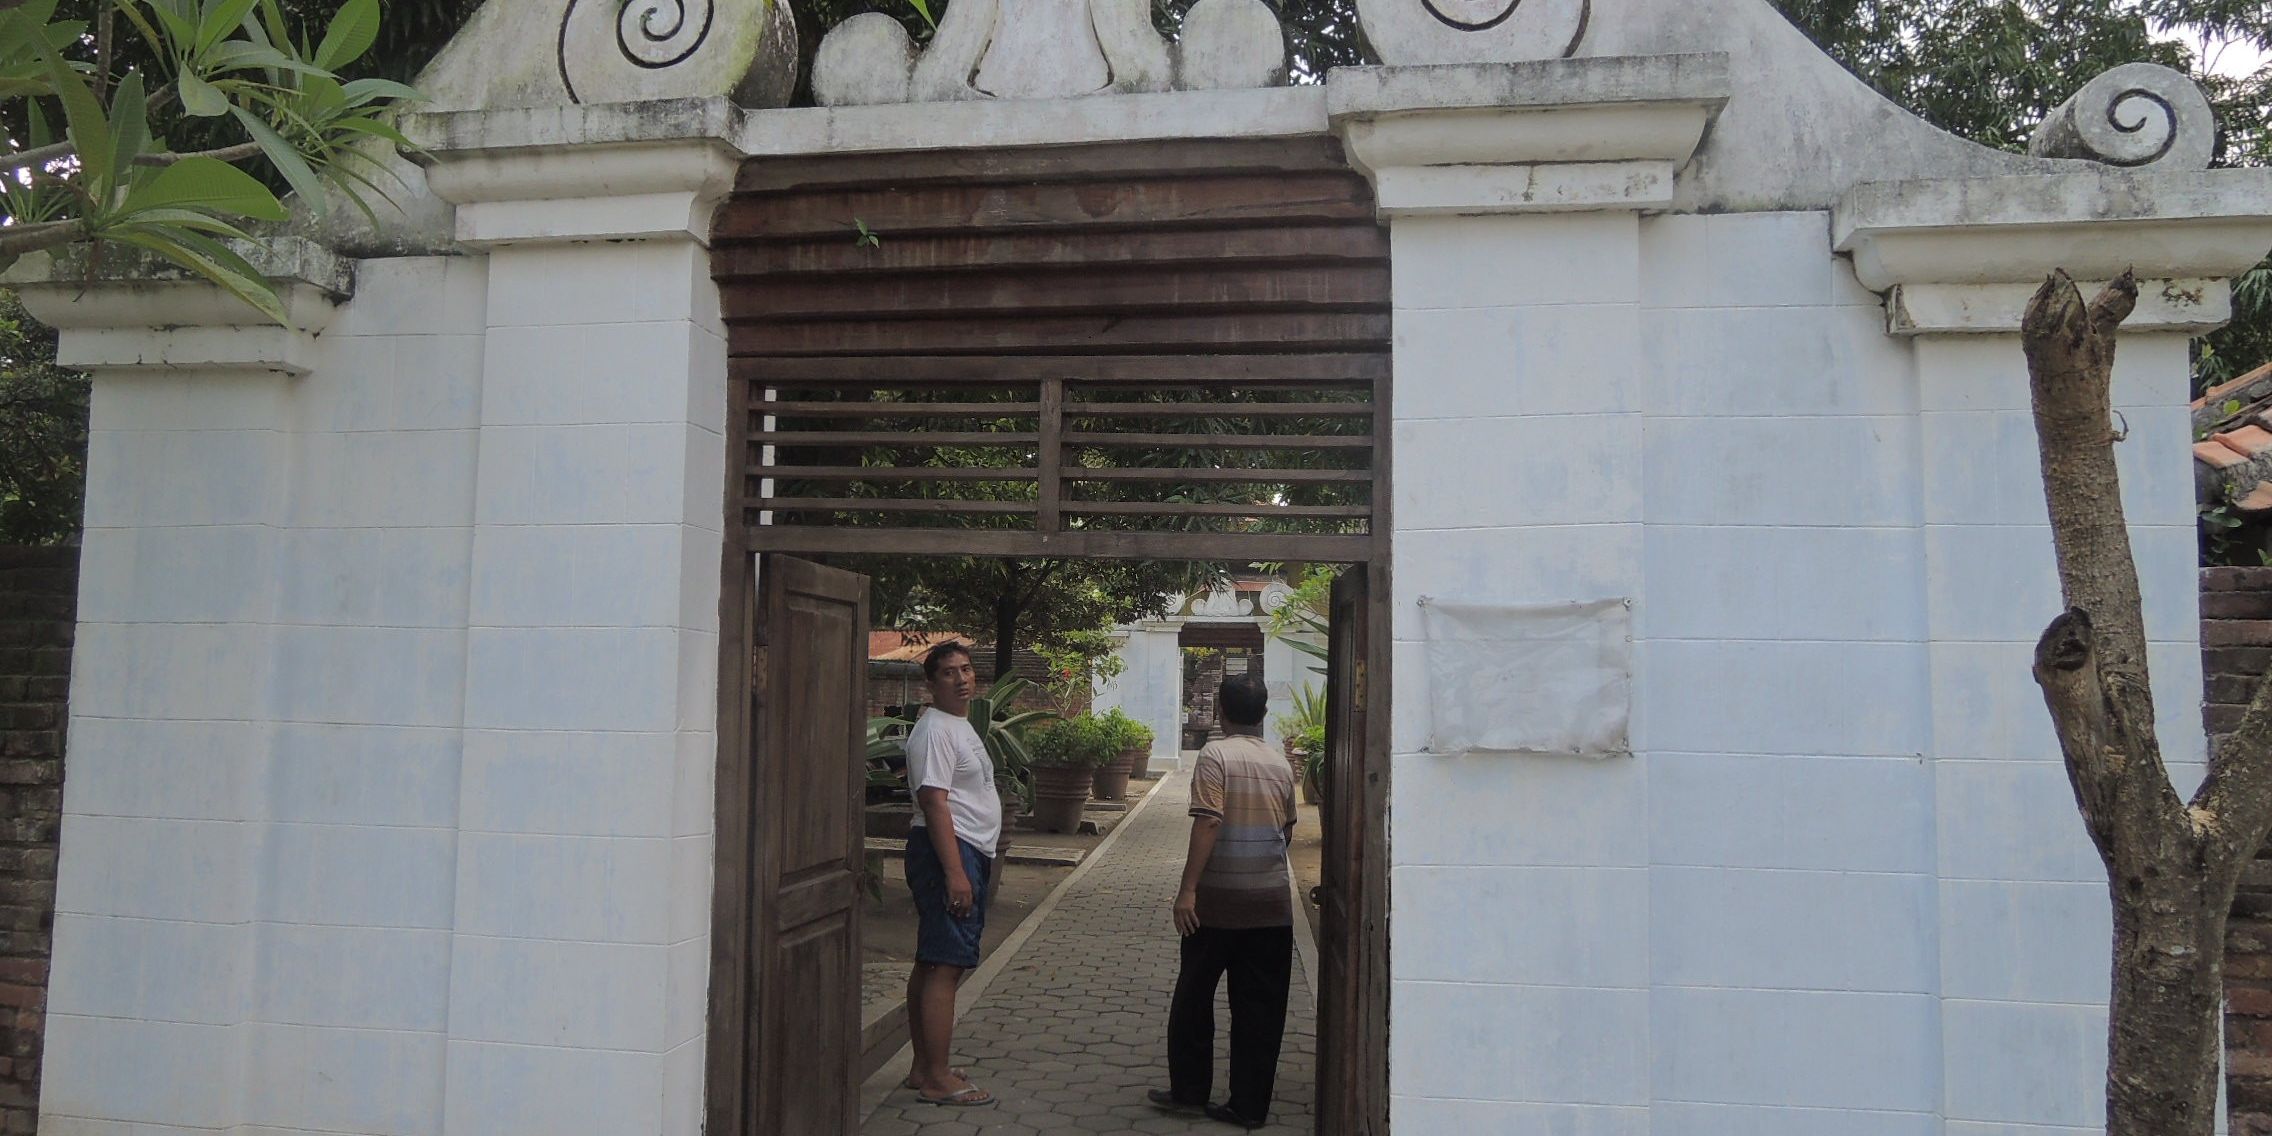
[2210,567,2272,1134]
[0,546,75,1134]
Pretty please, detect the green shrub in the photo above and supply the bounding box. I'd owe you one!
[1028,714,1113,770]
[1098,706,1153,753]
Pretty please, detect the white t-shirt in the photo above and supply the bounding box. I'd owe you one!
[904,708,1001,855]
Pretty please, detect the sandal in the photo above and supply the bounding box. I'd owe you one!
[917,1084,995,1108]
[903,1068,968,1090]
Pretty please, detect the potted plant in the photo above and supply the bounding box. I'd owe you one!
[1090,711,1139,801]
[1274,684,1327,782]
[1101,707,1156,782]
[1297,722,1326,805]
[1026,715,1108,833]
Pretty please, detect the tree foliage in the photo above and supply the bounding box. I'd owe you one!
[0,290,84,544]
[0,0,428,321]
[1769,0,2272,389]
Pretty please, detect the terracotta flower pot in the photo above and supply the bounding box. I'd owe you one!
[1029,764,1092,833]
[1091,750,1134,801]
[1123,744,1151,783]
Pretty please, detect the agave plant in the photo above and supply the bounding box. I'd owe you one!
[865,715,911,791]
[969,674,1057,808]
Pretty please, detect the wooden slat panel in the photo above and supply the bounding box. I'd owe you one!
[1066,501,1371,519]
[732,354,1389,383]
[713,224,1389,278]
[755,401,1041,417]
[756,466,1036,482]
[723,265,1390,322]
[714,173,1372,240]
[728,312,1392,357]
[1068,401,1373,418]
[1064,467,1372,484]
[746,524,1372,562]
[748,430,1038,446]
[1064,432,1372,450]
[759,498,1037,515]
[731,137,1361,194]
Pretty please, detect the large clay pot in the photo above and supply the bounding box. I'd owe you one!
[1123,744,1151,783]
[1091,750,1134,801]
[1029,764,1092,833]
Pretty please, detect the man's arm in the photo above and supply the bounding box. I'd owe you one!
[1173,815,1220,936]
[916,787,974,915]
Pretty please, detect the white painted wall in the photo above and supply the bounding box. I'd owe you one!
[1384,208,2205,1134]
[40,241,726,1136]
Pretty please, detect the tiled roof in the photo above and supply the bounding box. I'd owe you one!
[2194,361,2272,513]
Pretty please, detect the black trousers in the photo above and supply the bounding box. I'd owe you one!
[1167,924,1294,1121]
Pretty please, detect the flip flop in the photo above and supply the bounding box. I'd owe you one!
[902,1068,968,1090]
[917,1084,995,1108]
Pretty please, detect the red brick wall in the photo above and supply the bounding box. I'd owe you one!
[0,547,75,1133]
[2209,567,2272,1134]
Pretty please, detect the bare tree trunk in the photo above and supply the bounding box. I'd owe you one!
[2024,270,2272,1136]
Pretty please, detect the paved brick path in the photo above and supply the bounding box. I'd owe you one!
[864,770,1317,1136]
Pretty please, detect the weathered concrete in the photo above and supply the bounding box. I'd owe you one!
[2032,62,2216,171]
[414,0,796,111]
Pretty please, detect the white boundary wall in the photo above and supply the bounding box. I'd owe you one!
[11,4,2272,1131]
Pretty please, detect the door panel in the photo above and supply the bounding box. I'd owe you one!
[711,554,869,1136]
[1316,564,1385,1135]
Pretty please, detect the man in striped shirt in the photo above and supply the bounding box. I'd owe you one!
[1148,671,1297,1130]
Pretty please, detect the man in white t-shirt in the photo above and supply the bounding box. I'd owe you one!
[901,640,1002,1108]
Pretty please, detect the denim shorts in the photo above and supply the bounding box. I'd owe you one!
[905,830,993,969]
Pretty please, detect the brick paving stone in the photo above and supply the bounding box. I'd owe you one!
[867,772,1317,1136]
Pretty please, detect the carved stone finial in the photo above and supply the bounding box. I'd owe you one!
[414,0,797,112]
[1353,0,1587,66]
[2029,62,2215,171]
[812,0,1285,105]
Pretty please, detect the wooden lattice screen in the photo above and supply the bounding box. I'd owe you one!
[712,138,1392,563]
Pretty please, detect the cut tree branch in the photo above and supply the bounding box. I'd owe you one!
[2196,662,2272,860]
[0,221,81,258]
[2034,610,2122,859]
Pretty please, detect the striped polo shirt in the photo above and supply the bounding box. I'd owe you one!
[1188,734,1296,929]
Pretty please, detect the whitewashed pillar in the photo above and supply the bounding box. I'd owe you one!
[1834,172,2272,1128]
[1328,55,1724,1128]
[13,247,350,1130]
[422,138,735,1136]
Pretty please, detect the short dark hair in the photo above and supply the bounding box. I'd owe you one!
[923,640,974,680]
[1220,672,1268,726]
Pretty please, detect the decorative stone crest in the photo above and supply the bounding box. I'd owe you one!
[2029,62,2215,171]
[811,0,1286,106]
[1354,0,1587,66]
[413,0,796,112]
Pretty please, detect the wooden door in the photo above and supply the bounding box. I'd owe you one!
[708,554,869,1136]
[1315,564,1385,1134]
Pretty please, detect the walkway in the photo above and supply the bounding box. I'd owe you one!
[863,769,1318,1135]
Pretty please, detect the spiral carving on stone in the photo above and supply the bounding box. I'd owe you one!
[558,0,717,102]
[2029,62,2215,171]
[1354,0,1585,66]
[619,0,714,68]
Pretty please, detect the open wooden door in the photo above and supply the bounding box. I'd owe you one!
[708,554,869,1136]
[1315,565,1386,1134]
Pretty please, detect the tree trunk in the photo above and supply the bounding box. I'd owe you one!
[2023,269,2272,1136]
[993,594,1018,680]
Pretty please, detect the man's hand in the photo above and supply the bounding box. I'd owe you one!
[1173,889,1200,936]
[946,873,975,918]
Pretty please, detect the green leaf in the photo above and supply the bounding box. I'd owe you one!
[105,227,287,324]
[41,48,110,188]
[313,0,378,71]
[227,103,325,216]
[122,155,285,220]
[176,70,227,116]
[340,76,419,107]
[145,0,198,52]
[195,0,260,56]
[106,71,152,202]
